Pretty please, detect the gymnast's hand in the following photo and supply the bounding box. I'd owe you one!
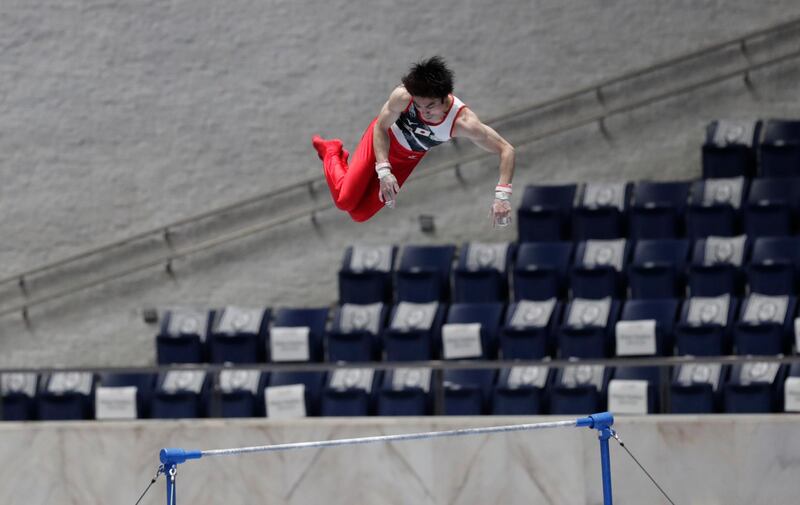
[490,184,512,228]
[376,162,400,208]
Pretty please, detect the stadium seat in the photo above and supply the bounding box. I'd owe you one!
[453,242,514,303]
[513,241,573,301]
[517,184,577,242]
[441,303,505,360]
[208,307,271,364]
[269,307,329,363]
[549,364,610,415]
[395,244,456,303]
[266,371,326,418]
[382,302,447,361]
[615,299,679,357]
[746,237,800,296]
[685,177,746,239]
[743,178,800,238]
[783,363,800,413]
[327,303,387,362]
[150,370,210,419]
[572,182,631,240]
[338,245,397,304]
[702,120,761,178]
[499,299,561,359]
[1,373,38,421]
[321,368,380,416]
[724,361,787,413]
[442,368,497,415]
[217,369,268,418]
[669,362,726,414]
[95,373,156,420]
[608,366,661,414]
[688,235,749,296]
[628,239,690,299]
[628,180,691,239]
[377,368,434,416]
[759,119,800,177]
[156,308,212,364]
[37,372,96,421]
[733,294,796,356]
[570,239,630,299]
[491,365,551,415]
[557,298,621,358]
[674,295,738,356]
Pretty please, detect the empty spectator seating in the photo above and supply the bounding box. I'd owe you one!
[549,364,610,415]
[500,299,561,359]
[395,244,456,302]
[628,180,691,239]
[321,368,380,416]
[724,361,787,413]
[218,369,268,418]
[269,307,329,363]
[517,183,577,242]
[338,245,397,304]
[442,368,497,415]
[571,239,630,299]
[572,182,631,240]
[441,303,504,360]
[95,373,155,420]
[614,299,679,357]
[702,120,761,178]
[513,241,573,301]
[377,368,434,416]
[688,235,749,296]
[557,298,621,358]
[783,363,800,413]
[628,239,690,299]
[608,366,661,414]
[492,364,551,415]
[265,371,326,418]
[759,119,800,178]
[156,308,212,364]
[327,303,387,362]
[743,178,800,238]
[382,302,447,361]
[669,362,726,413]
[685,177,746,238]
[453,242,514,303]
[37,372,96,421]
[1,373,38,421]
[733,294,796,355]
[150,370,210,419]
[208,307,271,364]
[746,237,800,295]
[675,295,738,356]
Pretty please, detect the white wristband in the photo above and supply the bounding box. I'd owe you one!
[375,161,392,179]
[495,184,512,201]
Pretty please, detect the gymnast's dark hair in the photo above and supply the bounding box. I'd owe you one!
[401,56,454,100]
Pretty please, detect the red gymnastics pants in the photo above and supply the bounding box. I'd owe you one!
[314,118,425,222]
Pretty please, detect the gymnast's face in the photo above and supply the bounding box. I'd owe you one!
[412,95,450,122]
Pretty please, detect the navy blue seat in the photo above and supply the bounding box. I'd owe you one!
[217,370,268,418]
[492,365,552,415]
[442,368,497,415]
[156,308,212,364]
[453,242,514,303]
[688,236,749,297]
[724,362,787,413]
[441,303,504,360]
[95,373,156,420]
[549,364,610,415]
[208,307,271,364]
[685,177,746,239]
[266,371,326,417]
[395,244,456,303]
[513,242,573,301]
[269,307,329,363]
[615,299,679,357]
[759,119,800,177]
[628,181,691,239]
[1,373,38,421]
[608,366,661,414]
[783,363,800,413]
[572,182,631,240]
[743,178,800,239]
[500,299,561,359]
[37,372,96,421]
[557,298,621,358]
[570,239,630,299]
[670,363,727,414]
[674,295,738,356]
[377,368,434,416]
[747,237,800,296]
[321,368,381,417]
[327,303,387,362]
[517,184,577,242]
[733,294,796,356]
[150,370,210,419]
[628,239,690,299]
[702,120,761,179]
[338,245,397,304]
[382,302,447,361]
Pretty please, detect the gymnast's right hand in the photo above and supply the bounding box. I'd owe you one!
[376,161,400,208]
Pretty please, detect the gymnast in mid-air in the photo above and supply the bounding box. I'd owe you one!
[312,55,515,226]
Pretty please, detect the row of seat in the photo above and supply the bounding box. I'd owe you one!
[702,119,800,179]
[4,361,799,420]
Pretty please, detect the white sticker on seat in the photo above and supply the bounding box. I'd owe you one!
[1,373,37,398]
[219,369,261,394]
[784,377,800,412]
[265,384,306,419]
[329,368,375,393]
[442,323,483,359]
[391,368,432,392]
[615,320,657,356]
[48,372,93,395]
[95,386,138,420]
[608,379,648,415]
[507,366,549,389]
[270,327,311,362]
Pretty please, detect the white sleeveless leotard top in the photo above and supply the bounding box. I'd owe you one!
[389,94,467,153]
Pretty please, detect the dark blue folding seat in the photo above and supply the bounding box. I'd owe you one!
[150,370,210,419]
[156,308,212,364]
[628,181,691,239]
[608,366,661,414]
[572,182,631,240]
[628,239,690,299]
[442,368,497,415]
[382,302,447,361]
[377,368,433,416]
[500,299,561,359]
[733,294,796,356]
[674,295,738,356]
[743,178,800,239]
[395,244,456,303]
[217,369,268,418]
[441,303,504,360]
[269,307,329,363]
[688,235,749,296]
[570,239,630,299]
[747,237,800,296]
[327,303,387,362]
[492,365,552,415]
[1,373,38,421]
[724,361,787,413]
[513,242,573,301]
[549,364,610,415]
[95,373,156,420]
[266,371,326,417]
[557,298,621,358]
[782,363,800,413]
[321,368,381,416]
[702,120,761,178]
[685,177,746,239]
[614,299,679,357]
[670,362,727,414]
[759,119,800,177]
[338,245,397,304]
[37,372,96,420]
[208,307,271,364]
[517,184,577,242]
[453,242,514,303]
